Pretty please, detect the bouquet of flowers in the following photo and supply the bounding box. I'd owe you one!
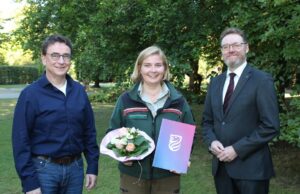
[100,127,155,162]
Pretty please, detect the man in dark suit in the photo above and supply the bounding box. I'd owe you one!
[202,27,280,194]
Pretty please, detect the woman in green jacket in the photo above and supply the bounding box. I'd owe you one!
[107,45,195,194]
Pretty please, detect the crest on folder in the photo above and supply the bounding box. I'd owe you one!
[168,134,182,152]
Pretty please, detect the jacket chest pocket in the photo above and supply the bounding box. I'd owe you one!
[124,113,149,128]
[127,114,148,119]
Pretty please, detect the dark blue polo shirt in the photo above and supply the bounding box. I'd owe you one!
[12,73,99,192]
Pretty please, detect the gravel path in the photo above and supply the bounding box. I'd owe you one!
[0,88,23,99]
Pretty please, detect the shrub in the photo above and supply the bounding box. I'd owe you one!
[0,66,39,84]
[278,95,300,147]
[178,87,206,104]
[88,83,130,103]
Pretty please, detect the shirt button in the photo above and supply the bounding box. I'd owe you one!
[222,122,226,125]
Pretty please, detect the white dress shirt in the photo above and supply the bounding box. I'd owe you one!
[222,62,247,103]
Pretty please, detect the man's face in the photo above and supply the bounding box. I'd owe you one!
[221,34,249,70]
[42,42,71,79]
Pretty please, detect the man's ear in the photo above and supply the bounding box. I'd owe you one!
[41,55,46,66]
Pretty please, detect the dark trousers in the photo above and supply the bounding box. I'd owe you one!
[214,163,269,194]
[120,173,180,194]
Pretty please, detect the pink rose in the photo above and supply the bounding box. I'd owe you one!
[126,143,135,152]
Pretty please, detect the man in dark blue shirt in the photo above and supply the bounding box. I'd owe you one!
[12,35,99,194]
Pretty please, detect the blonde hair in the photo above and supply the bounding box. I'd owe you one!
[131,45,171,83]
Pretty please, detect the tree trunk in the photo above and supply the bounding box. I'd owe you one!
[188,59,202,93]
[274,60,292,113]
[93,78,101,88]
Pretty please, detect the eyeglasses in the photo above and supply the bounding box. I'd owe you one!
[48,53,71,62]
[221,43,247,52]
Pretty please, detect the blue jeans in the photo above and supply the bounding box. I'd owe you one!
[33,157,84,194]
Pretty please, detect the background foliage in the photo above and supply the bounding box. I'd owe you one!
[3,0,300,146]
[0,66,38,84]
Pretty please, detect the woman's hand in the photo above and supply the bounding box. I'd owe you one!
[123,161,133,166]
[169,161,191,174]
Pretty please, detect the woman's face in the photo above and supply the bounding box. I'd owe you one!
[140,54,165,86]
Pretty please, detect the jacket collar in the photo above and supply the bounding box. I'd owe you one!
[223,64,253,116]
[128,81,182,102]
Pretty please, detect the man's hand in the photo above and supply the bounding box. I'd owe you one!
[85,174,97,191]
[217,146,237,162]
[210,140,225,156]
[26,188,41,194]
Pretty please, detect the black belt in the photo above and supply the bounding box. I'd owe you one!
[35,154,81,165]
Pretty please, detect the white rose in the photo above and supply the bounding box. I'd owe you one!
[119,127,128,136]
[129,127,137,133]
[120,137,128,145]
[115,142,124,149]
[110,137,118,145]
[126,133,134,140]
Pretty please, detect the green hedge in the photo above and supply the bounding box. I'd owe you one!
[278,95,300,147]
[0,66,39,84]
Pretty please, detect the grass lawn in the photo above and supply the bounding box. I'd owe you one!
[0,99,299,194]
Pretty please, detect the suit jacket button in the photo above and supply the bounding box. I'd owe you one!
[222,122,225,125]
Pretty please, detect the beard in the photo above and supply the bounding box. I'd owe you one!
[223,55,246,70]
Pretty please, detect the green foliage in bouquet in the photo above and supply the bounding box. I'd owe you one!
[106,127,151,157]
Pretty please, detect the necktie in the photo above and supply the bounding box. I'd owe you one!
[223,73,236,112]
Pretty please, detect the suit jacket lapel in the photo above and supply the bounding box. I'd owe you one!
[224,65,252,116]
[218,73,227,118]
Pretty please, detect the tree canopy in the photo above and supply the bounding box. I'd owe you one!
[1,0,299,146]
[12,0,299,93]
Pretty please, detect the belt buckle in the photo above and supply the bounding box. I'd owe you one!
[36,155,49,161]
[54,156,74,165]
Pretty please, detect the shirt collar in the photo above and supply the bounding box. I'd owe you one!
[138,82,170,99]
[227,61,247,78]
[160,82,169,98]
[39,72,73,88]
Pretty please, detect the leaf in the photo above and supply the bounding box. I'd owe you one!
[106,143,115,149]
[133,135,147,146]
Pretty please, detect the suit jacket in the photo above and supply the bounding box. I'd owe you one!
[202,64,280,180]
